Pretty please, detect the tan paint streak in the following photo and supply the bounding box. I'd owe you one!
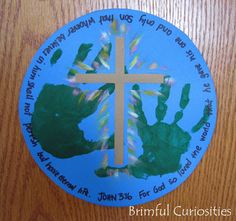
[114,38,125,165]
[75,74,164,83]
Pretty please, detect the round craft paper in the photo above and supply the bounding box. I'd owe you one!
[19,9,217,206]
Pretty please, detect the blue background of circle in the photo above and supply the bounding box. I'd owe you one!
[19,9,217,206]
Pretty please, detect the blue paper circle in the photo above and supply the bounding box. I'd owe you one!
[19,9,217,207]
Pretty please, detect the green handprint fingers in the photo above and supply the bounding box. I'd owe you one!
[99,83,115,95]
[155,78,171,122]
[95,81,193,179]
[131,84,151,143]
[173,110,183,124]
[94,81,197,179]
[172,83,191,124]
[191,105,210,132]
[95,121,192,179]
[67,42,112,77]
[87,43,112,74]
[95,80,212,179]
[73,43,93,65]
[156,102,168,122]
[132,86,147,125]
[180,84,191,109]
[157,83,170,104]
[50,49,63,65]
[159,77,171,102]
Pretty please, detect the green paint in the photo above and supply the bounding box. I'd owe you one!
[32,84,114,158]
[67,42,112,76]
[180,83,190,109]
[33,41,211,179]
[73,43,93,65]
[191,105,210,132]
[32,42,115,158]
[125,65,128,74]
[50,49,62,65]
[67,68,78,77]
[155,78,170,122]
[86,43,112,74]
[95,82,211,179]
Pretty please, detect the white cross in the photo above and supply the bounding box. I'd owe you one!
[76,37,164,165]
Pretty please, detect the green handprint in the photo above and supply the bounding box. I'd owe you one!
[95,79,210,179]
[31,42,115,158]
[31,83,115,158]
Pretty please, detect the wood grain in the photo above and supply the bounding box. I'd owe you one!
[0,0,235,220]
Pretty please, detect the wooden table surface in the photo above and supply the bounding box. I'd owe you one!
[0,0,235,220]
